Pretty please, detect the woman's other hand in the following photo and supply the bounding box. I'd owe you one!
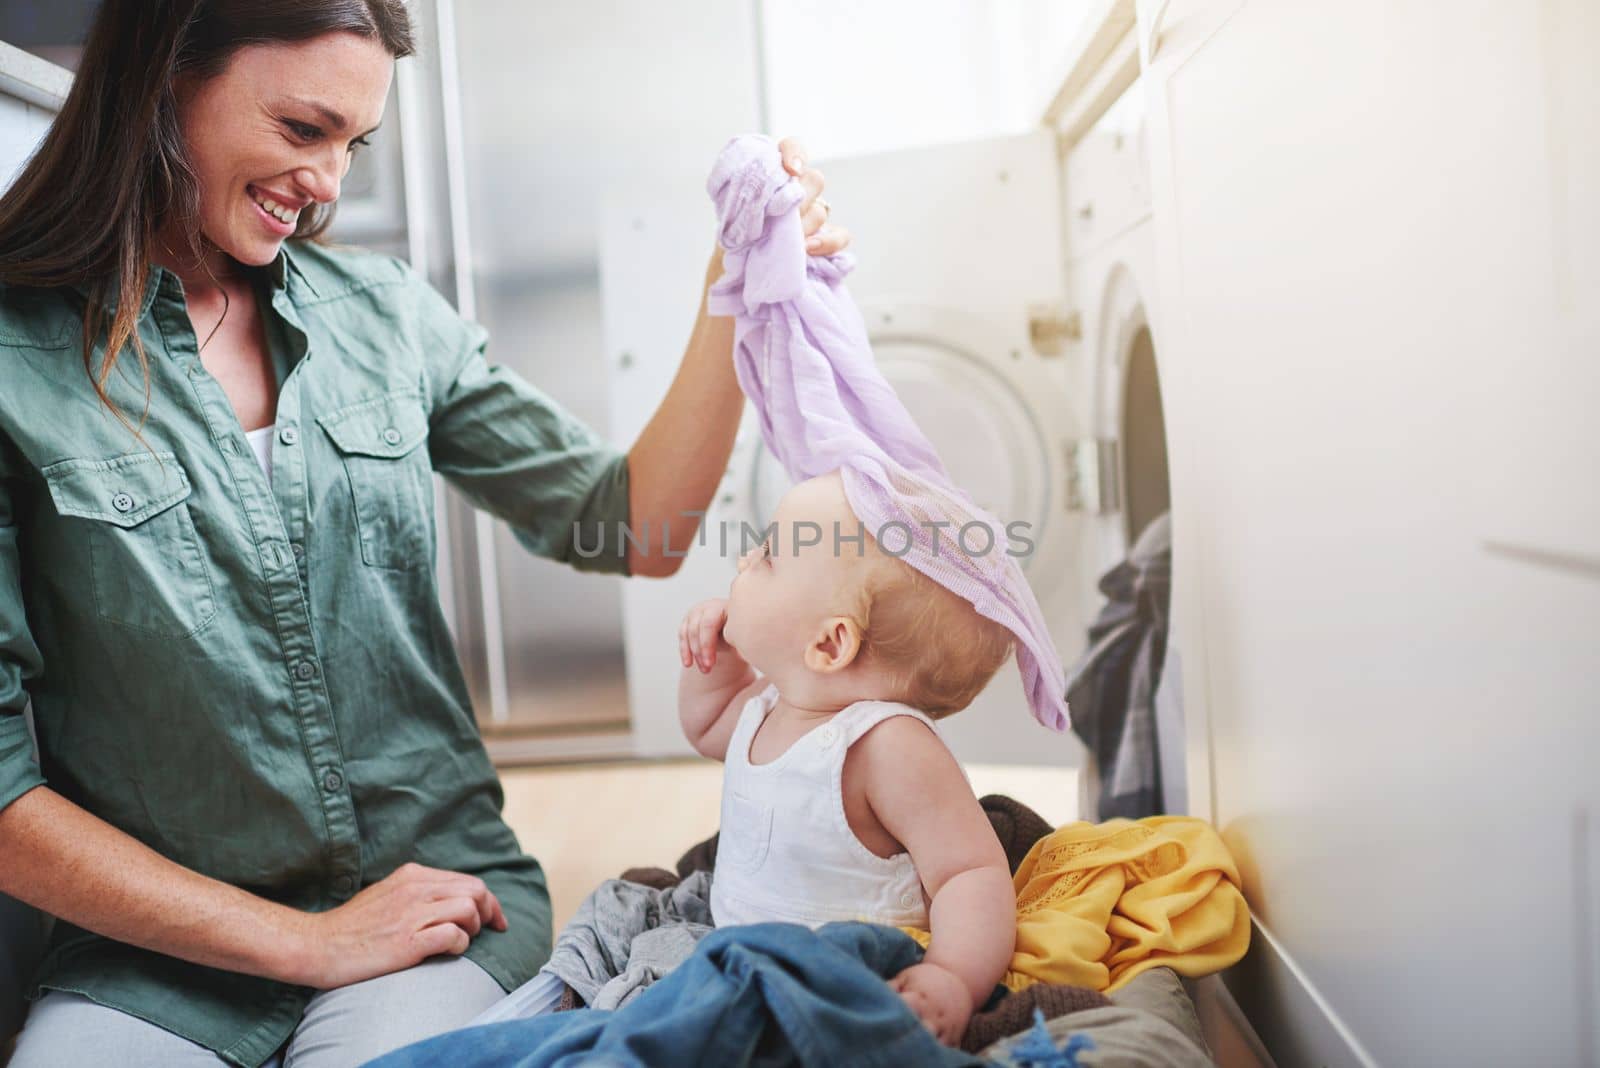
[284,863,508,990]
[777,136,851,257]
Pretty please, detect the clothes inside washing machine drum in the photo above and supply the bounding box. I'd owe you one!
[705,134,1069,732]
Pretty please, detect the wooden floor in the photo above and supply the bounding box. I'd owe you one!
[501,758,1080,932]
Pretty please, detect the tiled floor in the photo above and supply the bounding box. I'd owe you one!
[501,758,1080,932]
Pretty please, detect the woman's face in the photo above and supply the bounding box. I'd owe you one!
[177,32,394,268]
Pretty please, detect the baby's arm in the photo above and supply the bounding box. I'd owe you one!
[857,718,1015,1044]
[677,597,763,761]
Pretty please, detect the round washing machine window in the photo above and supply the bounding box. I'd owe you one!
[1120,324,1171,547]
[726,317,1072,600]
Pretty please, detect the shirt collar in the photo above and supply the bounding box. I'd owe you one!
[70,242,313,320]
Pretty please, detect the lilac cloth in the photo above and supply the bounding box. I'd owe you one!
[705,135,1069,732]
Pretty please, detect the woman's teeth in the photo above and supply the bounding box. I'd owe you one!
[250,190,298,224]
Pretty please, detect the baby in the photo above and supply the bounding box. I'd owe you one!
[677,471,1017,1045]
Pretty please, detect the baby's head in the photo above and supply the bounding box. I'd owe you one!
[723,472,1013,717]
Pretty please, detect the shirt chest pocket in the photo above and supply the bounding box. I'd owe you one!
[317,391,433,571]
[41,452,218,638]
[719,789,774,874]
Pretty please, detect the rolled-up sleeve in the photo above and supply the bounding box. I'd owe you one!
[0,434,45,813]
[413,272,633,576]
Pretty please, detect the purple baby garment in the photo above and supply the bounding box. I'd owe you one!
[705,135,1069,732]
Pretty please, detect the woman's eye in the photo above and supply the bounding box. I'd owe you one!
[285,120,320,141]
[349,136,372,152]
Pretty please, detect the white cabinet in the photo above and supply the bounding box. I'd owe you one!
[1138,2,1600,1064]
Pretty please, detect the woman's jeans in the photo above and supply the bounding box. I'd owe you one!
[8,955,503,1068]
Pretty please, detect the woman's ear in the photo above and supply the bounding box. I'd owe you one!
[804,616,862,674]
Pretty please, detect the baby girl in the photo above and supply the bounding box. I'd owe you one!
[677,471,1017,1045]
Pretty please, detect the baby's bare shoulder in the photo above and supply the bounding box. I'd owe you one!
[851,714,966,797]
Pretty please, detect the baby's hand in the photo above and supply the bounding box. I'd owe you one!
[889,962,972,1047]
[678,598,735,673]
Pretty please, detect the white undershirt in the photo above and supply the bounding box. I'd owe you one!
[244,425,275,485]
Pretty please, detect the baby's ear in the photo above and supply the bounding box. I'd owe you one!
[805,616,863,674]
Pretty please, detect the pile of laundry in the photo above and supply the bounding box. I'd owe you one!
[369,797,1247,1068]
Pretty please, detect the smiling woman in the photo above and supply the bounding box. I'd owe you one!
[0,0,410,431]
[0,1,846,1065]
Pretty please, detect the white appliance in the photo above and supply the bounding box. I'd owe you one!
[1059,72,1191,818]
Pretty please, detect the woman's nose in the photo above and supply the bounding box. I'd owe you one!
[295,157,345,205]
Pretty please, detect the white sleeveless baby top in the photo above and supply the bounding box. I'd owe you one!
[709,684,947,929]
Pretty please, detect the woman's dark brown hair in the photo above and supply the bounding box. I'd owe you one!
[0,0,414,433]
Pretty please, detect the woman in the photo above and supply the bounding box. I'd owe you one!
[0,1,846,1064]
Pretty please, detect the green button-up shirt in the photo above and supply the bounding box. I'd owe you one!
[0,240,632,1065]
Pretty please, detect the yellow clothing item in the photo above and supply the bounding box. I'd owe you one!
[904,816,1249,993]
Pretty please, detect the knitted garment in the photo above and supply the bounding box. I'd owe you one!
[705,135,1069,733]
[961,986,1112,1054]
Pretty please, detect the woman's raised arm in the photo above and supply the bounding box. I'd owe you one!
[624,137,850,577]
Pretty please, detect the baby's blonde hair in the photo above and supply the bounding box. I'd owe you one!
[842,547,1015,719]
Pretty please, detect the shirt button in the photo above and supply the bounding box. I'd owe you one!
[381,427,402,446]
[901,891,919,908]
[290,541,305,561]
[333,874,356,894]
[111,492,135,513]
[278,425,299,446]
[322,769,344,792]
[293,660,317,681]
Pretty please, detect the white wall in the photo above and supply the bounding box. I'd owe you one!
[758,0,1088,160]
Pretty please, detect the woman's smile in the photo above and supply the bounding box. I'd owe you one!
[246,183,302,235]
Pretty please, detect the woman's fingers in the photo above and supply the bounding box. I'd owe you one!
[800,198,830,239]
[433,895,483,937]
[412,872,504,930]
[795,167,825,212]
[465,883,499,931]
[806,223,852,256]
[414,922,471,959]
[777,137,809,175]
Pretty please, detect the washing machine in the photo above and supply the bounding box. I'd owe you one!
[1058,76,1187,814]
[603,131,1088,767]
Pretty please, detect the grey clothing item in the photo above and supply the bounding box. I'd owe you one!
[542,871,715,1010]
[981,966,1214,1067]
[1067,512,1174,820]
[7,955,503,1068]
